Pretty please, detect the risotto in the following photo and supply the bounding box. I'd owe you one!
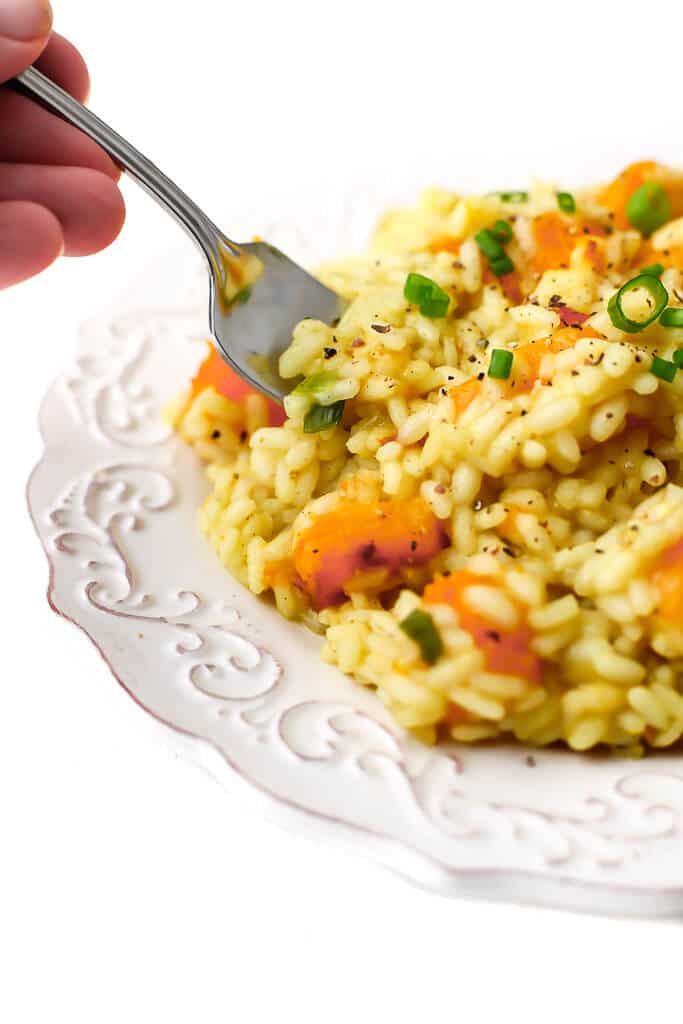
[171,161,683,754]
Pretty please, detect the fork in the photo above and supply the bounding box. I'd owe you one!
[13,66,346,402]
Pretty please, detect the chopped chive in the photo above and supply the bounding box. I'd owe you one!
[293,371,338,396]
[420,292,450,318]
[494,191,529,203]
[607,273,668,333]
[673,349,683,368]
[403,273,450,318]
[660,307,683,328]
[399,609,443,664]
[404,272,435,304]
[492,219,513,244]
[640,262,665,277]
[557,191,576,214]
[489,254,515,277]
[488,348,514,380]
[303,400,345,433]
[650,355,677,383]
[475,228,505,262]
[626,182,672,236]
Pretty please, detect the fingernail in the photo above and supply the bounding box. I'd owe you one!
[0,0,53,41]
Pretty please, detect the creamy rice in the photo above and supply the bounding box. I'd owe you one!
[172,161,683,754]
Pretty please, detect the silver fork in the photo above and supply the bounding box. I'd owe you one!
[13,66,346,403]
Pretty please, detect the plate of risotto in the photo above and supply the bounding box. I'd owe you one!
[30,161,683,916]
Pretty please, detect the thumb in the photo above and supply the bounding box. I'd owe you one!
[0,0,53,83]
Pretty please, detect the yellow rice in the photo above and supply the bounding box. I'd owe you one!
[172,164,683,754]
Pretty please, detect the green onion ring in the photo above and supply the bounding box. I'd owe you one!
[660,307,683,328]
[607,273,668,333]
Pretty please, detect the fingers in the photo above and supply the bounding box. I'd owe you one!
[0,0,53,83]
[0,199,63,288]
[0,89,120,180]
[35,31,90,102]
[0,163,125,255]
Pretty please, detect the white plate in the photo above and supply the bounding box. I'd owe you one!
[28,179,683,919]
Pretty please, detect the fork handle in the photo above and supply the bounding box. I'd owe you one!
[13,66,240,270]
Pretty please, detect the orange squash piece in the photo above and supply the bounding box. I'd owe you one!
[531,212,609,276]
[428,236,463,254]
[294,497,448,610]
[531,212,577,274]
[424,572,541,683]
[190,345,285,427]
[598,160,683,230]
[652,538,683,623]
[510,326,599,394]
[450,377,482,419]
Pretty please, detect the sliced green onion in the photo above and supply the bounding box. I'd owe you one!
[640,262,665,277]
[303,400,345,433]
[626,182,672,236]
[399,609,443,665]
[673,349,683,368]
[489,254,515,277]
[403,273,450,318]
[420,292,450,318]
[492,219,513,244]
[660,307,683,328]
[494,191,529,203]
[557,191,576,214]
[488,348,514,379]
[650,355,677,383]
[475,228,505,262]
[607,273,668,333]
[404,272,435,304]
[293,371,338,396]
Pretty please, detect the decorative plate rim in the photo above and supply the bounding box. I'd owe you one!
[26,190,683,920]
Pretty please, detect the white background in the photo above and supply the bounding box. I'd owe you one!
[3,1,683,1021]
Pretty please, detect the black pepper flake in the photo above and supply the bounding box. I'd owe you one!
[644,448,655,457]
[371,323,391,334]
[485,629,501,642]
[240,430,247,442]
[211,429,221,439]
[361,542,376,562]
[477,372,485,381]
[410,540,418,551]
[323,347,337,359]
[468,354,477,363]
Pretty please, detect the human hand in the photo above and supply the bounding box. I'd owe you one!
[0,0,125,288]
